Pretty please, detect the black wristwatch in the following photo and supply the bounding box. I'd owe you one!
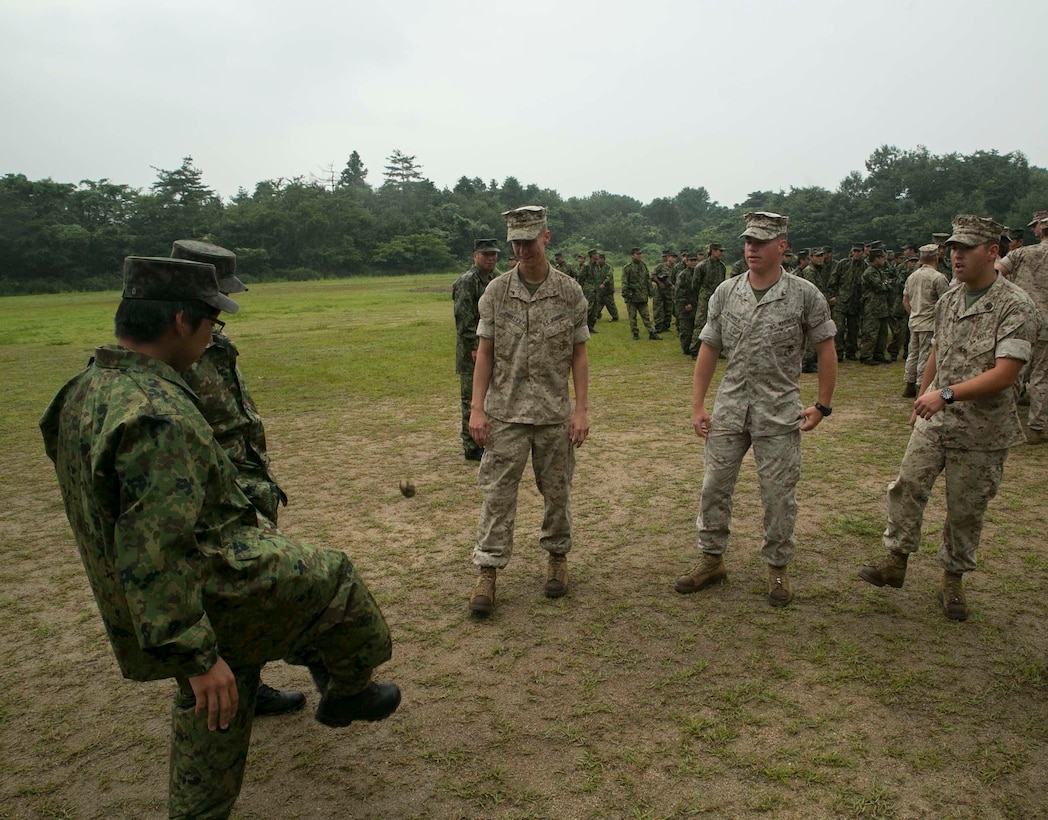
[940,387,955,404]
[814,402,832,417]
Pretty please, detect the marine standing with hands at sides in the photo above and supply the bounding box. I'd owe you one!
[675,212,837,607]
[467,206,590,615]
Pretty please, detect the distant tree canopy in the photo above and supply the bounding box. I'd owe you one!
[2,146,1046,294]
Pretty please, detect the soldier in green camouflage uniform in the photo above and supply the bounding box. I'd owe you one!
[834,244,866,360]
[553,252,571,276]
[172,240,303,719]
[453,239,500,460]
[674,252,700,355]
[688,243,727,354]
[801,248,835,371]
[40,257,399,819]
[860,216,1036,621]
[859,248,892,364]
[650,250,675,332]
[621,247,660,340]
[594,251,619,322]
[886,253,912,362]
[576,249,601,332]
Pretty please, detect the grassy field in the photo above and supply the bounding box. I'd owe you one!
[2,275,1047,819]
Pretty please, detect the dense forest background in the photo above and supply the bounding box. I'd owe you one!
[2,145,1047,294]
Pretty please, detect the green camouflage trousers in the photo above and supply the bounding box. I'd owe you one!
[652,287,673,331]
[697,429,801,567]
[460,371,482,456]
[883,429,1008,574]
[626,300,655,336]
[594,289,619,321]
[474,418,574,567]
[169,542,392,817]
[859,314,888,361]
[677,310,696,355]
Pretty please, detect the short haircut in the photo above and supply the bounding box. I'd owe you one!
[114,298,212,343]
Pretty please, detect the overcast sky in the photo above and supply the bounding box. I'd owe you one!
[3,0,1045,208]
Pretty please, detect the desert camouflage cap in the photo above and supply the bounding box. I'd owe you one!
[740,211,788,240]
[122,257,239,314]
[945,214,1008,248]
[502,205,547,241]
[919,243,939,254]
[474,238,501,253]
[1026,209,1048,227]
[171,239,246,295]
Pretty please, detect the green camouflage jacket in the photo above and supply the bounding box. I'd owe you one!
[833,258,866,311]
[183,334,287,522]
[621,259,651,303]
[452,264,495,374]
[860,264,892,319]
[40,347,360,682]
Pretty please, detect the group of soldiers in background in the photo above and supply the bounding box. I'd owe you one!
[454,212,1048,459]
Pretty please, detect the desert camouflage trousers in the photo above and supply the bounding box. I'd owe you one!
[1026,337,1048,432]
[697,429,801,567]
[904,330,934,386]
[168,546,391,818]
[473,418,575,568]
[883,428,1008,574]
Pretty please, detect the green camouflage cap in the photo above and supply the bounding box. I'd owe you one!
[1007,227,1024,240]
[502,205,547,240]
[740,211,788,240]
[630,246,642,254]
[945,214,1007,247]
[868,247,886,259]
[708,243,723,251]
[931,232,950,243]
[812,247,826,255]
[474,238,501,253]
[171,239,246,294]
[850,243,864,251]
[661,249,673,255]
[686,252,699,260]
[587,247,599,256]
[122,257,239,314]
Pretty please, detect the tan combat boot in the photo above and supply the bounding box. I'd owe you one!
[939,571,968,621]
[768,565,793,607]
[858,551,908,588]
[469,567,496,615]
[674,554,727,594]
[544,554,568,598]
[1027,428,1047,445]
[901,382,917,398]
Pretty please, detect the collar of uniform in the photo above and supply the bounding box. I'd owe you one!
[94,344,201,400]
[508,266,557,300]
[956,273,1005,317]
[737,268,788,303]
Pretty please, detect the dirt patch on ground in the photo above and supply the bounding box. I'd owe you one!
[4,353,1048,819]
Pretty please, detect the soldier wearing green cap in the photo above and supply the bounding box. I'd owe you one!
[593,251,619,323]
[650,250,676,332]
[858,248,892,365]
[833,244,866,360]
[687,243,727,355]
[621,247,660,340]
[40,257,400,818]
[454,239,501,460]
[675,212,837,608]
[997,213,1048,443]
[467,206,590,615]
[860,215,1037,621]
[173,240,304,718]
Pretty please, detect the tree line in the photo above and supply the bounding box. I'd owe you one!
[2,145,1046,295]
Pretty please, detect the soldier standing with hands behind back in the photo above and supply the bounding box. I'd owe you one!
[453,239,501,461]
